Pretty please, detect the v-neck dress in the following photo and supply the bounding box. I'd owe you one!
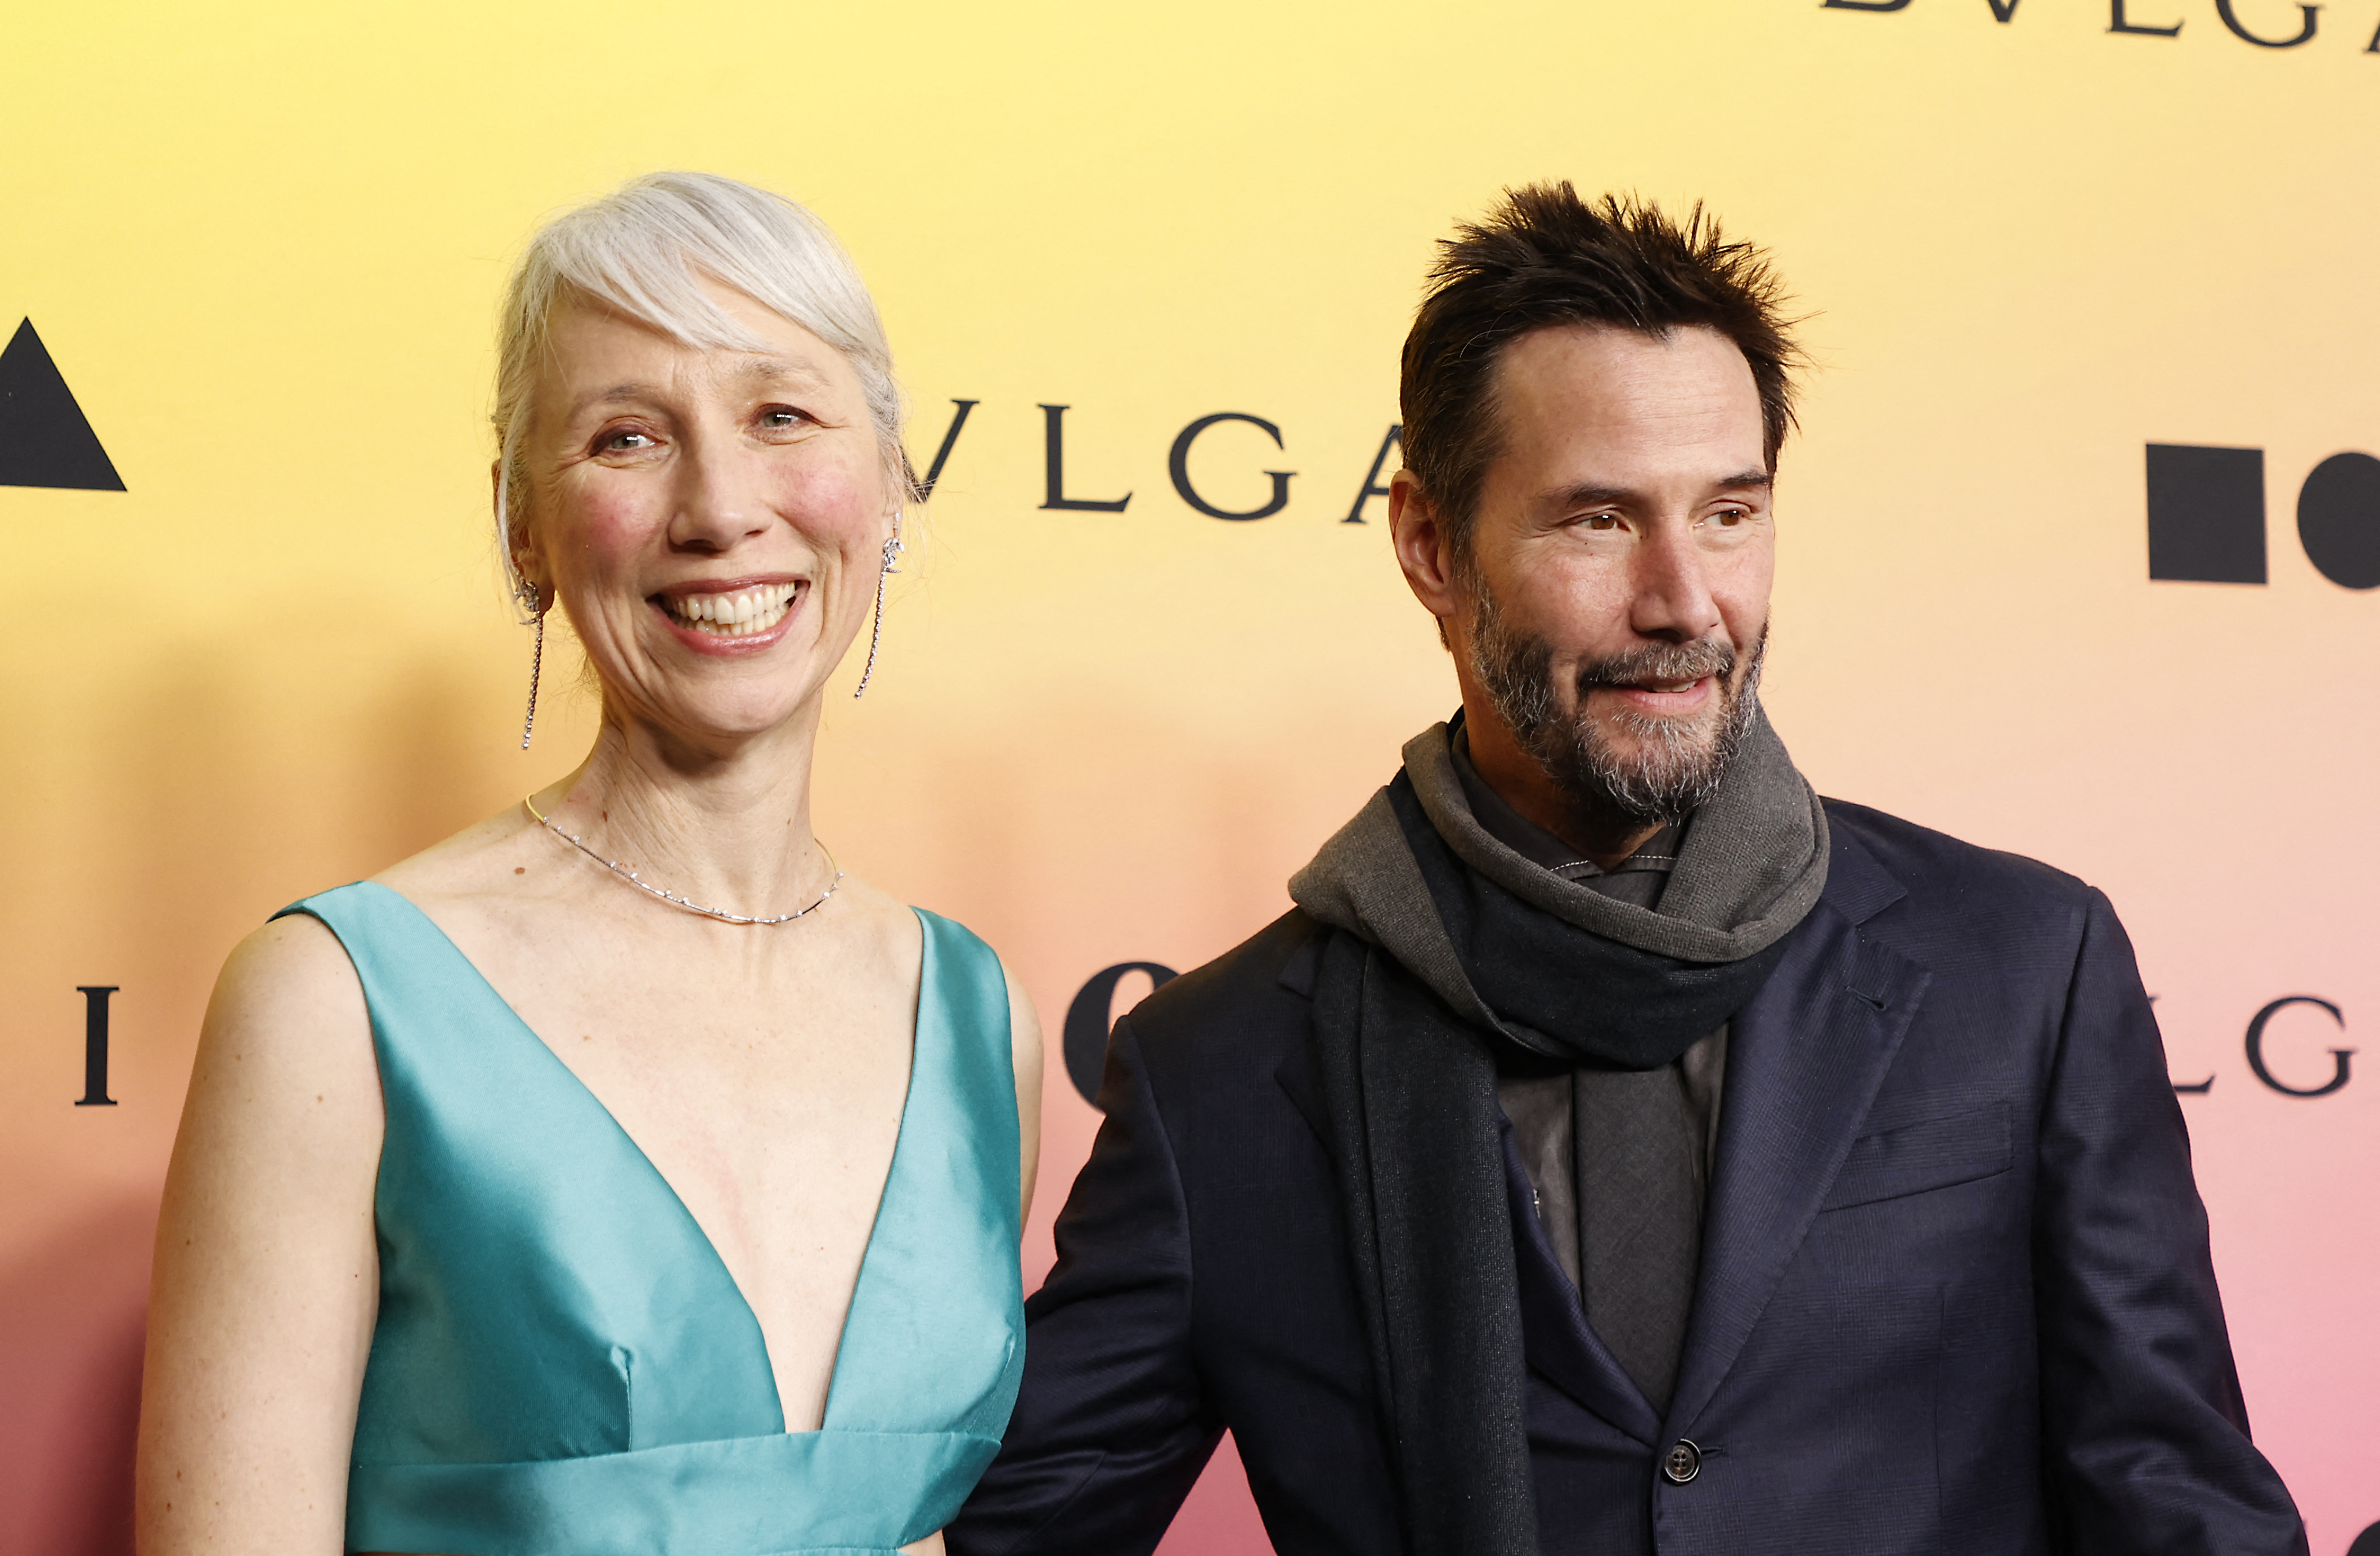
[273,881,1025,1556]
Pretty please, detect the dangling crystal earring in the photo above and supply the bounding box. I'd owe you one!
[854,511,905,699]
[515,577,545,748]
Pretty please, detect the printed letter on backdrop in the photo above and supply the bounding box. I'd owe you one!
[1341,425,1402,524]
[1063,963,1179,1105]
[919,399,978,500]
[74,986,119,1107]
[1037,404,1132,512]
[2213,0,2316,46]
[1167,413,1293,521]
[2109,0,2184,34]
[2244,997,2355,1099]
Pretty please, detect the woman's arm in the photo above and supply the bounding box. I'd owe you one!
[136,916,385,1556]
[1004,967,1044,1225]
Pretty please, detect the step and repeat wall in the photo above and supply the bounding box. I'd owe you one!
[3,2,2375,1551]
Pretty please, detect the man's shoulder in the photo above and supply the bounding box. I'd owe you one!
[1120,909,1327,1065]
[1822,795,2104,930]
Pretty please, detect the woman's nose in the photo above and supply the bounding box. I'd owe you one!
[668,434,773,553]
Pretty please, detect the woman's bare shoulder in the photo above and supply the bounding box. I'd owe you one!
[181,913,384,1204]
[372,798,547,904]
[146,918,384,1556]
[213,911,367,1038]
[821,871,929,981]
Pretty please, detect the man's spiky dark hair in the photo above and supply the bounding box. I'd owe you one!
[1399,183,1804,553]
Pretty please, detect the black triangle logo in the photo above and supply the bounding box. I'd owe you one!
[0,319,125,491]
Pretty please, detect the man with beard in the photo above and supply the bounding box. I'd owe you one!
[950,186,2303,1555]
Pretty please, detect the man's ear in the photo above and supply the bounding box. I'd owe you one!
[1389,470,1461,626]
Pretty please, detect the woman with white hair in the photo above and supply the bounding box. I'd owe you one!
[135,173,1041,1556]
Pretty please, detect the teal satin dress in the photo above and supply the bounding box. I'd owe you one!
[275,882,1025,1556]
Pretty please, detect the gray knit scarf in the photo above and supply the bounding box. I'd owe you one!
[1286,705,1827,1555]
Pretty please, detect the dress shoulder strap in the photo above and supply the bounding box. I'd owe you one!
[822,908,1023,1441]
[911,909,1016,1128]
[272,879,456,1004]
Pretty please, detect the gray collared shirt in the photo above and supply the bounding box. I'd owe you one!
[1456,737,1727,1307]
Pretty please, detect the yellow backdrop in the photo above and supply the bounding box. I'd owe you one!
[5,2,2375,1550]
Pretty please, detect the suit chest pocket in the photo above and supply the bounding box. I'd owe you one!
[1820,1101,2014,1213]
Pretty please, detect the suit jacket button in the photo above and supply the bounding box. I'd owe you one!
[1661,1439,1703,1485]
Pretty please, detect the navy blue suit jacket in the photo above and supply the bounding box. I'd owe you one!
[951,801,2305,1554]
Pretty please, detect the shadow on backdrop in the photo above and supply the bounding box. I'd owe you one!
[0,621,543,1554]
[0,1195,153,1556]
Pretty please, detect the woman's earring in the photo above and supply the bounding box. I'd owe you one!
[515,577,545,748]
[854,512,905,699]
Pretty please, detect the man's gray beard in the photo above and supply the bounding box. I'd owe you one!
[1469,584,1766,829]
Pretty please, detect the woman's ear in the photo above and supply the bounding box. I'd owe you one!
[507,540,545,616]
[498,462,547,605]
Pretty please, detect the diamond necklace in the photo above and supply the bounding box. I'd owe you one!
[523,793,843,926]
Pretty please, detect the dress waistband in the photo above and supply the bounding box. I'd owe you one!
[349,1428,1002,1556]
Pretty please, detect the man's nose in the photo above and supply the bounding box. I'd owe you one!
[668,433,773,553]
[1628,523,1723,644]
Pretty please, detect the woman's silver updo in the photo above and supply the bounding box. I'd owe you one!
[491,171,915,610]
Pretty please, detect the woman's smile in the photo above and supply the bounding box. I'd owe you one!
[649,576,810,654]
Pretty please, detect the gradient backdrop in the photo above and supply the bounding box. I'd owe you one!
[3,2,2375,1550]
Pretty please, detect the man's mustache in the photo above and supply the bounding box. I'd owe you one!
[1574,638,1737,694]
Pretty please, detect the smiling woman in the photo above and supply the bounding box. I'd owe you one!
[132,173,1043,1556]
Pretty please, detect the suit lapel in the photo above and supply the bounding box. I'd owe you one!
[1667,836,1932,1434]
[1501,1124,1665,1446]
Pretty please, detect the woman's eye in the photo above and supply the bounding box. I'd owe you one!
[758,407,812,432]
[601,429,655,452]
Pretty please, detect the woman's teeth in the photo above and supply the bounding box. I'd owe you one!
[666,583,800,637]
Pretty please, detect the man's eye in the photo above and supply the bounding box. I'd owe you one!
[602,430,655,452]
[1713,509,1745,526]
[1582,513,1622,531]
